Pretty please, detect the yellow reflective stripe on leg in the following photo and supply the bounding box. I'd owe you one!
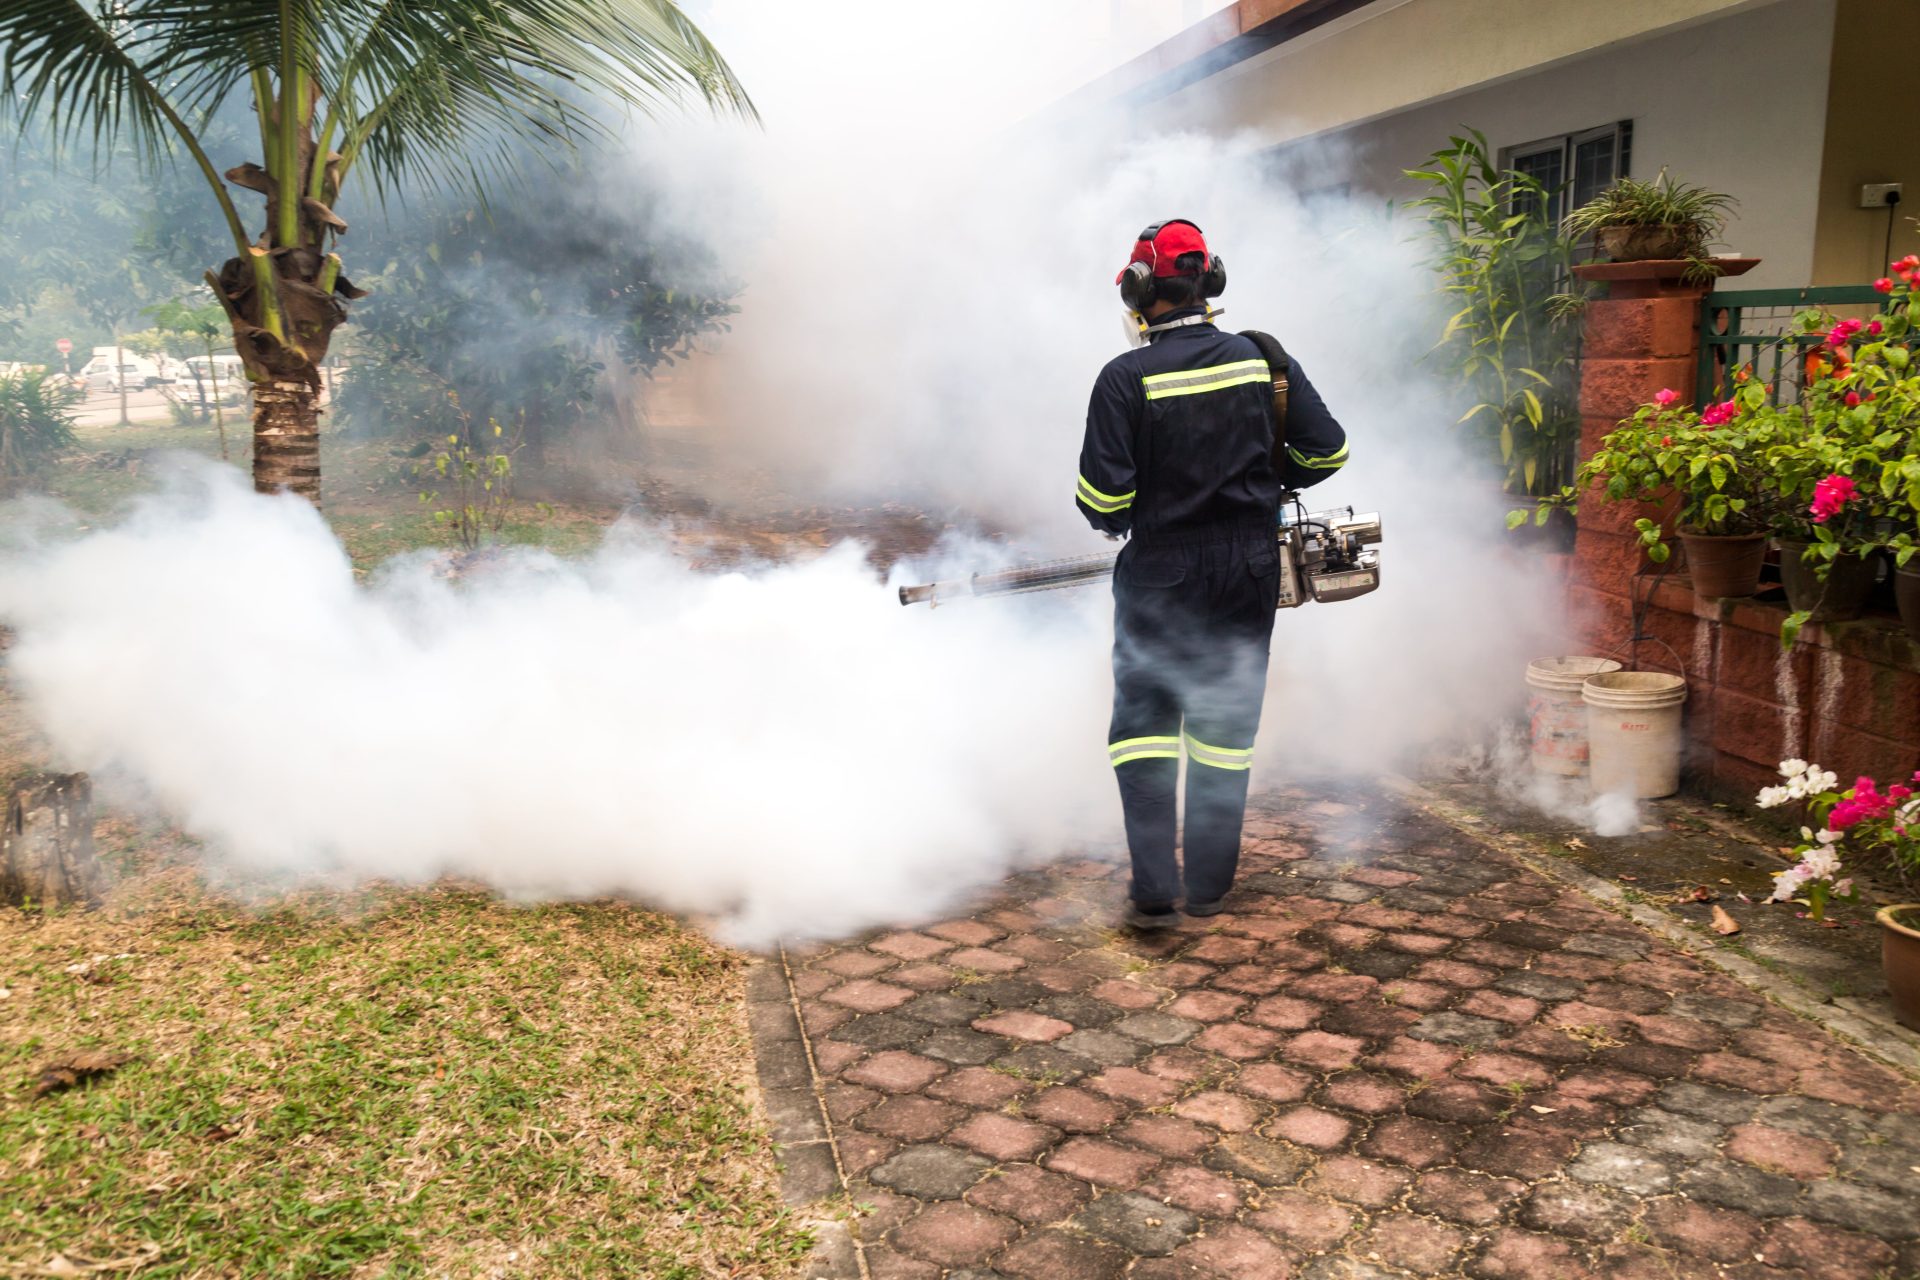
[1141,359,1269,401]
[1287,441,1350,471]
[1184,733,1254,771]
[1077,475,1135,512]
[1110,735,1180,767]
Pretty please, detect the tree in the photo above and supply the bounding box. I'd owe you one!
[141,296,235,457]
[333,159,738,456]
[1,1,750,505]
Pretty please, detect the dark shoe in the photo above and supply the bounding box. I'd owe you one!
[1183,898,1226,917]
[1124,903,1180,930]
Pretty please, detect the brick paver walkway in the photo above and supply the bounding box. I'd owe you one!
[756,788,1920,1280]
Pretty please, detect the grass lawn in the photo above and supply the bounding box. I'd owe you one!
[0,418,815,1277]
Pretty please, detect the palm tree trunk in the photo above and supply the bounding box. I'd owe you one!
[252,377,321,505]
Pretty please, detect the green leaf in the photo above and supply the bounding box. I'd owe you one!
[1780,610,1810,650]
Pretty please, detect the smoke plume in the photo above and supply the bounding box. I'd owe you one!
[0,469,1114,944]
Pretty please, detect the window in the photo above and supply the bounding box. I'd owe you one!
[1502,121,1633,224]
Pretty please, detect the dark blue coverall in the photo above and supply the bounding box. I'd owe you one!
[1076,306,1349,911]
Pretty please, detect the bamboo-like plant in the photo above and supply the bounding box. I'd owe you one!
[0,1,752,506]
[1406,131,1584,496]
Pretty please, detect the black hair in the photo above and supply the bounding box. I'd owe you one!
[1153,271,1203,308]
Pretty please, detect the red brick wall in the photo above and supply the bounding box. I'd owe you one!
[1567,266,1920,801]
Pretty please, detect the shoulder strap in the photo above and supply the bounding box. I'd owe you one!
[1238,329,1291,456]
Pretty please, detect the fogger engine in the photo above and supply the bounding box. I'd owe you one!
[898,498,1384,609]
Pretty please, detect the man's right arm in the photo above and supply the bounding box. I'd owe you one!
[1076,360,1140,535]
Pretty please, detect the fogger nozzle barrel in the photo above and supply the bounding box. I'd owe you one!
[897,552,1121,607]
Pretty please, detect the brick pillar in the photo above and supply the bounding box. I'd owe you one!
[1566,261,1719,649]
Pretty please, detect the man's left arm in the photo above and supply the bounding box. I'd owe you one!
[1076,361,1141,535]
[1277,358,1349,490]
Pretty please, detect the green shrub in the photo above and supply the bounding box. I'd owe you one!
[0,371,78,491]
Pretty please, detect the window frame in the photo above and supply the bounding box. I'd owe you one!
[1500,120,1634,225]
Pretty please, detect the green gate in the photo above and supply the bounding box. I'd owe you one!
[1695,285,1885,409]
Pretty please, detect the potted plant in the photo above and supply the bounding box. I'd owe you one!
[1757,352,1883,627]
[1756,758,1920,1031]
[1763,262,1920,639]
[1563,172,1736,265]
[1518,387,1788,598]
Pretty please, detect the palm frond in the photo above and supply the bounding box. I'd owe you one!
[3,0,754,238]
[0,0,254,252]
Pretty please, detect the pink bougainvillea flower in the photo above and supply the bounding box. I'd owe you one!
[1810,473,1858,524]
[1868,320,1884,335]
[1699,400,1738,427]
[1845,391,1862,408]
[1875,277,1895,293]
[1653,388,1679,407]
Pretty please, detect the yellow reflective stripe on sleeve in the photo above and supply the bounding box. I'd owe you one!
[1140,359,1270,401]
[1287,441,1350,471]
[1076,475,1135,512]
[1110,735,1180,767]
[1184,733,1255,771]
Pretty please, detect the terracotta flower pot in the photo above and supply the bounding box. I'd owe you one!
[1679,531,1767,598]
[1596,225,1697,262]
[1779,540,1878,621]
[1897,566,1920,641]
[1879,904,1920,1033]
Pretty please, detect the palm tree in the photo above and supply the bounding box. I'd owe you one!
[1,1,750,505]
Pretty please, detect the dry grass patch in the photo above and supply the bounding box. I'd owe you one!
[0,881,808,1278]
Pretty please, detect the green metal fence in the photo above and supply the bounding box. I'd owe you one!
[1695,285,1884,409]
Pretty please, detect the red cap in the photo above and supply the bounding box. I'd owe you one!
[1117,220,1209,282]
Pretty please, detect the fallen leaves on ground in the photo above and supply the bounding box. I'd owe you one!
[29,1051,130,1099]
[1709,905,1742,936]
[26,1243,162,1276]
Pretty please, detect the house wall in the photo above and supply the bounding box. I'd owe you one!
[1809,0,1920,285]
[1306,0,1835,289]
[1149,0,1836,290]
[1152,0,1789,145]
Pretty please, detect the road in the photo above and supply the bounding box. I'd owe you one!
[70,387,177,428]
[67,382,333,429]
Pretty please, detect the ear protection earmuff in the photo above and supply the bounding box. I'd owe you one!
[1117,218,1228,311]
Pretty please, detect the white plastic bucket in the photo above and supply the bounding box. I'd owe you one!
[1525,657,1623,776]
[1583,671,1689,799]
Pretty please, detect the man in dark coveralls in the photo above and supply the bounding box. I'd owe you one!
[1076,219,1349,928]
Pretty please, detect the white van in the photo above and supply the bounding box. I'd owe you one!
[180,353,248,403]
[79,348,166,392]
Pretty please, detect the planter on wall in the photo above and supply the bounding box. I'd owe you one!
[1596,225,1699,263]
[1880,905,1920,1033]
[1897,566,1920,642]
[1779,540,1878,622]
[1679,531,1768,598]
